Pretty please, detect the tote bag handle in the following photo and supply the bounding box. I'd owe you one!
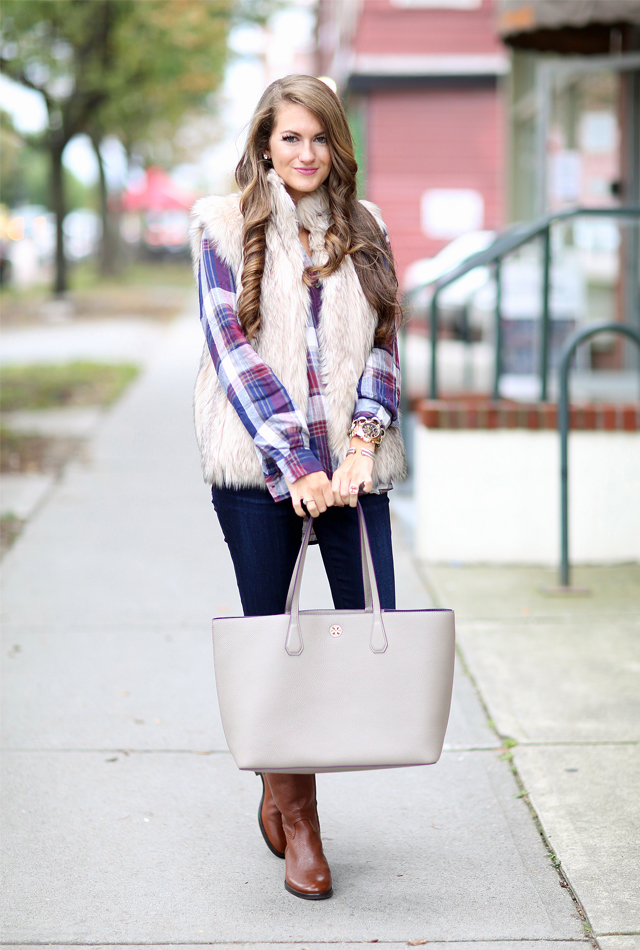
[284,503,388,657]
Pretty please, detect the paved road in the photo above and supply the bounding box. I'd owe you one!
[2,304,588,945]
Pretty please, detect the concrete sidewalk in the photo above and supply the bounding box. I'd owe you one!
[2,305,588,945]
[419,562,640,950]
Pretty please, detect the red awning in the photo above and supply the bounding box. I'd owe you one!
[120,166,196,212]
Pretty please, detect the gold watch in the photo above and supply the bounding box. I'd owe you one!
[349,417,385,446]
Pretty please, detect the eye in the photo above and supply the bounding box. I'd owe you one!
[315,135,327,144]
[282,134,297,143]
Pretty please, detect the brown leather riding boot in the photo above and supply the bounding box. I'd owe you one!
[265,773,333,900]
[256,773,286,858]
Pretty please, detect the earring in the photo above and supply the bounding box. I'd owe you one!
[263,153,270,161]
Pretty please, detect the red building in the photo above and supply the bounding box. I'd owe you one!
[317,0,508,283]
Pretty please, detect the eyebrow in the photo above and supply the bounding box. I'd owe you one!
[279,128,326,136]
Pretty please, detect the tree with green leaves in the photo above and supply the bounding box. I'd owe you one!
[0,0,233,292]
[1,109,96,213]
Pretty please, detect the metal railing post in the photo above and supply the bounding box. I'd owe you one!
[430,291,439,399]
[492,257,502,400]
[540,225,551,401]
[558,355,571,588]
[461,302,473,391]
[557,322,640,588]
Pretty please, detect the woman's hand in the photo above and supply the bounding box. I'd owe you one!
[331,438,375,508]
[287,471,335,518]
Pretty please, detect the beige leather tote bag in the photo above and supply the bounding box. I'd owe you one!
[212,503,455,774]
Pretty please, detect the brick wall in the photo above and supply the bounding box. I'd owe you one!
[414,398,640,431]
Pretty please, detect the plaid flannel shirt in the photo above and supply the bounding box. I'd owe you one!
[198,238,400,502]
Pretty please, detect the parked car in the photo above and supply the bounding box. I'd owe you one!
[404,232,495,305]
[404,231,587,375]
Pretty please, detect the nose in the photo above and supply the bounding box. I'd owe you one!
[299,139,315,163]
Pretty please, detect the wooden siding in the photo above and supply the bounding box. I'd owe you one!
[365,87,505,281]
[354,0,503,56]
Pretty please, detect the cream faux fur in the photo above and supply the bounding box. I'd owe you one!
[190,170,406,490]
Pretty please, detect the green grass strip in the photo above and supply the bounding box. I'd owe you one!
[0,362,140,411]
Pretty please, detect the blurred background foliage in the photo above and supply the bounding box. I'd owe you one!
[0,0,274,292]
[1,109,97,211]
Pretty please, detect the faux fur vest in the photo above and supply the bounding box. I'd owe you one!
[190,169,406,490]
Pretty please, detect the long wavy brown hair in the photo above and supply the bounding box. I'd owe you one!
[235,75,400,346]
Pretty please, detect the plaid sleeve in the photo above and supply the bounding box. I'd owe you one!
[198,237,323,483]
[354,335,400,428]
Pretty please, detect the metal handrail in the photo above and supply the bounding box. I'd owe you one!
[557,322,640,589]
[405,205,640,399]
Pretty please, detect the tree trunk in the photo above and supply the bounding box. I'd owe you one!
[90,132,120,275]
[51,144,67,295]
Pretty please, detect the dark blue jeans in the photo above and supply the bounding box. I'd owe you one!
[211,486,396,616]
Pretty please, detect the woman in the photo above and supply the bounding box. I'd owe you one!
[190,75,406,900]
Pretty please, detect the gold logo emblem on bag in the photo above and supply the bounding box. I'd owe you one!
[329,624,342,638]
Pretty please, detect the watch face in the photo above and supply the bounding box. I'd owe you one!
[361,421,379,440]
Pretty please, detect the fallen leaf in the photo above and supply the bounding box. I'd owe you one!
[408,941,429,947]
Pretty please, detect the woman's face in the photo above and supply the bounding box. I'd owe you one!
[266,102,331,204]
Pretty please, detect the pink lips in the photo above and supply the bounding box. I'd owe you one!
[294,168,318,175]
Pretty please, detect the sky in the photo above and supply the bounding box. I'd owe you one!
[0,1,316,200]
